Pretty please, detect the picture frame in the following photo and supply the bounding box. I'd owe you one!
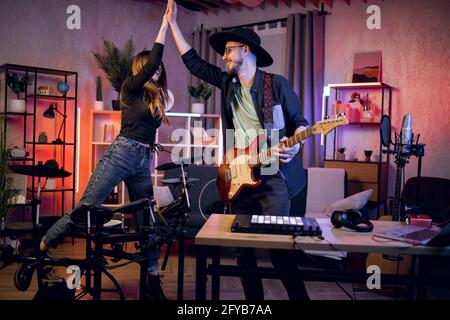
[352,51,382,83]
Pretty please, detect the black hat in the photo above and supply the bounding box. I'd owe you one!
[209,27,273,68]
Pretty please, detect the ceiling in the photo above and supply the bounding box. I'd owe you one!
[146,0,370,15]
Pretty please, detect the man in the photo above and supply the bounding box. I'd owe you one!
[167,2,309,300]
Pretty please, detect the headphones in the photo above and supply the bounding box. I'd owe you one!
[331,209,374,233]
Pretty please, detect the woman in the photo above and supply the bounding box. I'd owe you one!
[39,1,173,300]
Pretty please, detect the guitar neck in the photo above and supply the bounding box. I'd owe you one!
[252,127,313,165]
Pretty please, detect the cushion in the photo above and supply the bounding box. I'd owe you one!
[153,186,174,211]
[306,167,346,214]
[323,189,373,217]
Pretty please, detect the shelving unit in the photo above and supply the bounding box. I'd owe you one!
[1,63,78,219]
[89,110,222,207]
[322,82,392,216]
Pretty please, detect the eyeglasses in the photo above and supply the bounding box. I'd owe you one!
[224,45,245,56]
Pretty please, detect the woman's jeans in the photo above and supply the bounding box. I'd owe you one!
[41,136,159,272]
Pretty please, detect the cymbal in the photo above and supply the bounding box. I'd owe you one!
[161,178,200,185]
[10,164,71,178]
[155,156,204,171]
[155,161,188,171]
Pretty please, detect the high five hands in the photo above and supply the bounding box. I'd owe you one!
[165,0,177,25]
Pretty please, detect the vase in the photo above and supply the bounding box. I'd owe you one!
[191,102,205,114]
[94,101,104,110]
[111,100,120,111]
[336,153,346,161]
[10,99,26,113]
[103,124,115,142]
[347,101,361,122]
[360,106,374,122]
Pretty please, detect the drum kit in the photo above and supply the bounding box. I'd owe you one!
[8,160,71,229]
[1,157,200,300]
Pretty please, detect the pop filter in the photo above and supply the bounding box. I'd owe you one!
[380,115,392,147]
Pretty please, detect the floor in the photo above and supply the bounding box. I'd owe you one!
[0,238,419,300]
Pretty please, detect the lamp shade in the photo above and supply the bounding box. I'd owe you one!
[43,104,56,118]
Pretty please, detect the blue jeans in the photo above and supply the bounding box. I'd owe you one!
[41,136,159,272]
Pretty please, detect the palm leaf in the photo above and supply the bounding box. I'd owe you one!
[92,37,139,94]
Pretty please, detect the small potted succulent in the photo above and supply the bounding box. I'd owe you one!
[336,147,346,160]
[5,72,33,113]
[188,82,212,114]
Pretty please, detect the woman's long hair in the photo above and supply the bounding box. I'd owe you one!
[131,50,170,123]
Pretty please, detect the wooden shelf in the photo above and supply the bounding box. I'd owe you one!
[26,141,75,146]
[7,157,33,162]
[1,112,34,116]
[348,122,381,126]
[92,141,113,145]
[324,159,387,164]
[328,82,391,89]
[27,94,76,101]
[27,187,74,193]
[0,63,77,76]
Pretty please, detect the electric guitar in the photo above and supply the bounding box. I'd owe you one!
[217,114,349,202]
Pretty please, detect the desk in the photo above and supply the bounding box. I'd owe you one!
[195,214,450,300]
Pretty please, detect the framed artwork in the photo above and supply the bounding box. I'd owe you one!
[352,51,382,83]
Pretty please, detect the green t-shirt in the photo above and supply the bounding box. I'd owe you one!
[231,85,263,149]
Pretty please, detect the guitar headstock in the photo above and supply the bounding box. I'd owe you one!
[312,114,349,135]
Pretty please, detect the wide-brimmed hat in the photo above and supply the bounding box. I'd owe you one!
[209,27,273,67]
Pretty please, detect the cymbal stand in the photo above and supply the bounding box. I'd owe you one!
[159,160,191,300]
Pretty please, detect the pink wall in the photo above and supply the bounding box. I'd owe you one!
[1,0,449,206]
[324,0,450,196]
[0,0,197,202]
[198,0,450,195]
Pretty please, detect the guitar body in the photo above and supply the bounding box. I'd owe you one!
[217,136,262,202]
[216,115,349,202]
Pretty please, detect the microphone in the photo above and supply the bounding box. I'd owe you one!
[401,114,412,155]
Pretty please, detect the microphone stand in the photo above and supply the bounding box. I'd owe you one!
[383,133,425,221]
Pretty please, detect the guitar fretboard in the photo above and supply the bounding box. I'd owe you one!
[252,127,313,165]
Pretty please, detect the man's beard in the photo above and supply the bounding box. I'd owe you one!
[226,58,244,76]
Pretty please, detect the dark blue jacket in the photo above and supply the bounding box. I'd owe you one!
[182,48,308,198]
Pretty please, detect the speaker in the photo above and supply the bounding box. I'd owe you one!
[331,209,374,232]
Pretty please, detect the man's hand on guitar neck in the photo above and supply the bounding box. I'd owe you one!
[271,126,307,164]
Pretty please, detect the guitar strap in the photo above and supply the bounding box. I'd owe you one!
[263,73,274,146]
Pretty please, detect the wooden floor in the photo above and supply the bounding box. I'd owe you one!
[0,239,411,300]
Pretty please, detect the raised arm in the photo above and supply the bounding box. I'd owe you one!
[166,0,223,88]
[166,0,191,55]
[122,8,169,92]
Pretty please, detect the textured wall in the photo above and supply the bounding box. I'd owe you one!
[198,0,450,193]
[1,0,449,205]
[324,0,450,195]
[0,0,196,201]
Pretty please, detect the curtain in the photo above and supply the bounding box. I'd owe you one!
[190,27,223,119]
[285,12,325,168]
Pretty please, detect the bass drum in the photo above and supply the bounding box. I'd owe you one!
[198,178,225,220]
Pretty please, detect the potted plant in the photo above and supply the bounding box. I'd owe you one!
[336,147,346,161]
[92,37,136,110]
[188,82,212,114]
[94,76,104,110]
[5,72,33,113]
